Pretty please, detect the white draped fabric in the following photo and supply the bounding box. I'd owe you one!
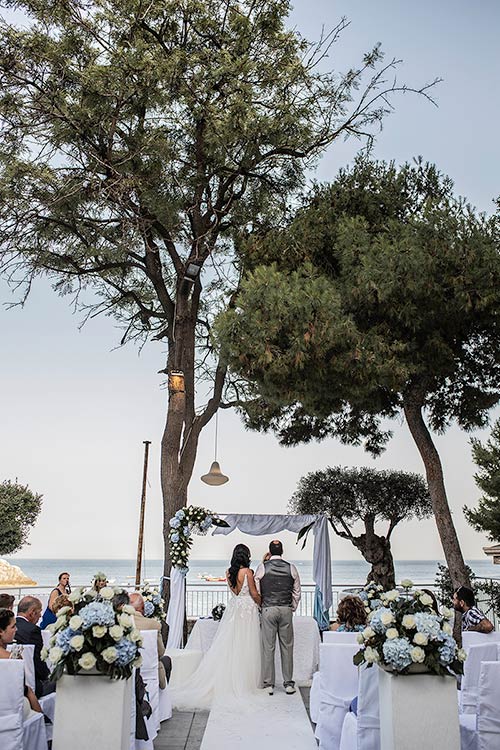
[165,567,187,650]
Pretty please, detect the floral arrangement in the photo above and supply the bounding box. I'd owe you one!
[42,586,143,680]
[140,583,166,621]
[211,603,226,621]
[353,580,466,676]
[358,581,385,614]
[169,506,229,568]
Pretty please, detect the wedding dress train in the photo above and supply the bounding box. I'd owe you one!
[171,574,261,710]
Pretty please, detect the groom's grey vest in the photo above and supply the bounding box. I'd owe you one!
[260,559,294,608]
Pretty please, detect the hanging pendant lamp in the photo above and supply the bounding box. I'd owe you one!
[201,412,229,485]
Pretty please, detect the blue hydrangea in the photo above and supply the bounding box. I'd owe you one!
[169,517,181,529]
[370,607,394,634]
[79,601,115,629]
[359,591,368,602]
[183,525,190,536]
[383,637,413,671]
[413,612,441,640]
[175,510,185,520]
[115,638,138,666]
[438,634,457,665]
[152,595,161,605]
[144,600,154,617]
[55,627,78,655]
[370,599,382,610]
[171,532,179,543]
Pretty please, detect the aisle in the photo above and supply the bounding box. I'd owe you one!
[200,688,317,750]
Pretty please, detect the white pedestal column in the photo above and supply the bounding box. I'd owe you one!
[52,672,133,750]
[378,668,460,750]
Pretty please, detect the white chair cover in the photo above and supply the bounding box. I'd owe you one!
[310,671,320,724]
[460,643,499,714]
[324,632,360,644]
[139,631,160,739]
[339,664,380,750]
[130,669,154,750]
[315,643,359,750]
[7,644,36,692]
[462,631,500,654]
[0,659,48,750]
[460,661,500,750]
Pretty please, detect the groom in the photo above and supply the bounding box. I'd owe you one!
[254,540,301,695]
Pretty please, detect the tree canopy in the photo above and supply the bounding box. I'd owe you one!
[216,157,500,587]
[0,2,433,598]
[290,465,432,588]
[464,418,500,543]
[0,479,42,555]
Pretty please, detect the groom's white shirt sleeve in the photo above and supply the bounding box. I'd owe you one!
[254,563,264,594]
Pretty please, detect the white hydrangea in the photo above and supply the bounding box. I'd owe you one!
[413,632,428,646]
[70,635,85,651]
[49,646,63,664]
[69,615,83,631]
[92,625,107,638]
[100,587,114,600]
[102,646,118,664]
[386,628,399,640]
[78,652,97,670]
[109,625,124,641]
[410,646,426,663]
[402,614,416,629]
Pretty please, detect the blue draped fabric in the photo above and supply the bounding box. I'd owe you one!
[314,585,330,631]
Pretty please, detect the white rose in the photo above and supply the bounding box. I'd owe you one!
[122,605,136,615]
[41,647,49,661]
[118,613,133,628]
[413,632,428,646]
[49,646,63,664]
[102,646,118,664]
[68,589,82,602]
[92,625,107,638]
[357,632,365,644]
[57,606,71,616]
[85,589,97,599]
[442,607,453,620]
[402,614,416,629]
[54,616,66,631]
[381,612,394,626]
[364,646,379,664]
[128,628,142,643]
[420,594,433,606]
[386,628,399,640]
[458,648,467,662]
[410,646,426,663]
[385,590,400,602]
[442,622,453,635]
[78,652,97,670]
[100,586,114,600]
[69,615,83,630]
[362,626,375,640]
[46,623,57,634]
[109,625,124,641]
[70,635,85,651]
[401,579,413,589]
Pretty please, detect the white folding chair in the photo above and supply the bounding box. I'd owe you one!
[339,664,380,750]
[460,661,500,750]
[315,643,359,750]
[323,631,361,644]
[0,659,48,750]
[460,643,499,714]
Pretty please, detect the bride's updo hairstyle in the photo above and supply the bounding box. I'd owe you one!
[228,544,251,589]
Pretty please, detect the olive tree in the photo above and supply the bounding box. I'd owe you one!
[0,479,42,555]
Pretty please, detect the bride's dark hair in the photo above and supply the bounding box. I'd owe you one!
[228,544,251,589]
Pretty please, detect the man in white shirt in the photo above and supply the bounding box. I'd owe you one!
[254,540,301,695]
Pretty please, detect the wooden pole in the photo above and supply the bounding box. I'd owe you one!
[135,440,151,589]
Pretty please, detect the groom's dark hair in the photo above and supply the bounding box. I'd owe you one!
[269,540,283,556]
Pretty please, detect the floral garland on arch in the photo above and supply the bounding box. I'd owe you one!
[169,505,229,568]
[140,583,166,621]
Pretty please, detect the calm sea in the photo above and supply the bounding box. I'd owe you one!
[5,557,500,588]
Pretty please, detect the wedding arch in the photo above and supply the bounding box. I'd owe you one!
[165,512,332,649]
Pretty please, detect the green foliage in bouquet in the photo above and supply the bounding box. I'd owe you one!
[353,582,465,676]
[169,506,229,568]
[43,587,142,681]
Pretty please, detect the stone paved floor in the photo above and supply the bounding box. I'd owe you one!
[154,687,313,750]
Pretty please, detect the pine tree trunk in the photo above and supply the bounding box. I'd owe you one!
[404,393,470,592]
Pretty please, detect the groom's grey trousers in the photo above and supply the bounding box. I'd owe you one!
[261,606,294,687]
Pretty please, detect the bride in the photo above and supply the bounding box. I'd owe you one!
[171,544,262,710]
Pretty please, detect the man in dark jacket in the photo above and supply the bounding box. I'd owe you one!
[15,595,55,697]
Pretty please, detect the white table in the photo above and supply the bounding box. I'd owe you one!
[186,615,320,685]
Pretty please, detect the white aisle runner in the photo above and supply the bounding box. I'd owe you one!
[200,689,317,750]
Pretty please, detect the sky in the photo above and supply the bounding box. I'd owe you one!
[2,0,500,564]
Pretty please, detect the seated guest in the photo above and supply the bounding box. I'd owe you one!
[129,592,171,687]
[331,594,367,632]
[0,608,43,719]
[40,571,71,630]
[92,571,108,598]
[112,589,130,612]
[453,586,494,632]
[0,593,15,609]
[15,596,55,697]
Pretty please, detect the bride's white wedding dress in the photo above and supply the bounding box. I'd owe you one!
[171,573,261,710]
